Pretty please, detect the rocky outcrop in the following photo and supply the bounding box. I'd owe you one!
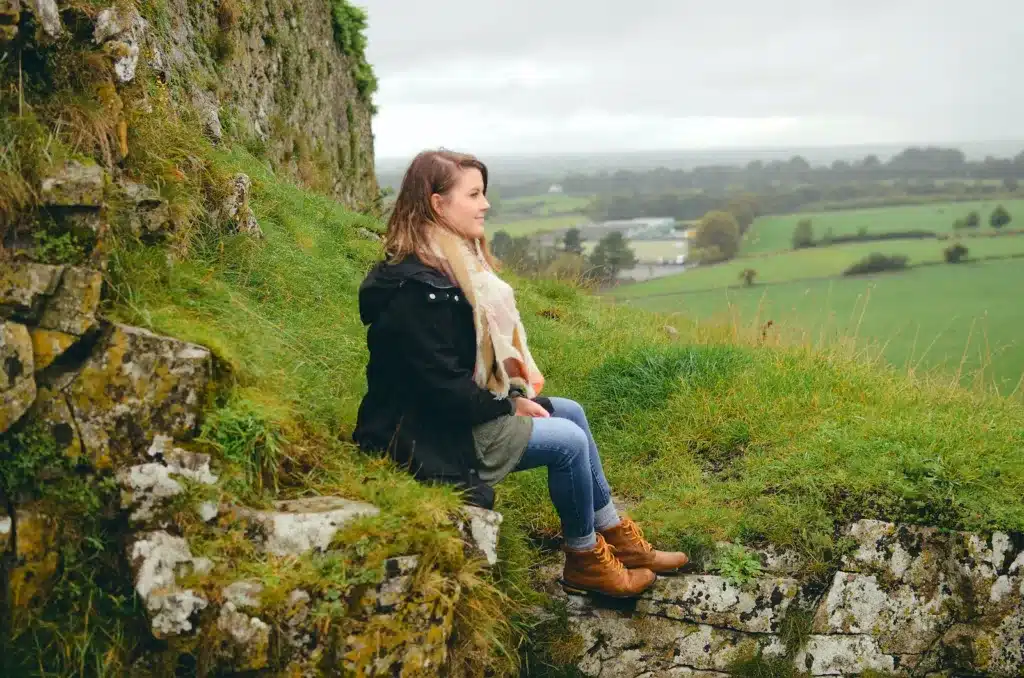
[151,0,377,206]
[553,519,1024,677]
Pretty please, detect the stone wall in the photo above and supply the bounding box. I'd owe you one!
[546,519,1024,677]
[152,0,379,207]
[1,0,378,209]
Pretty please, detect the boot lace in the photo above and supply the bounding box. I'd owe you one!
[596,538,625,573]
[622,519,654,553]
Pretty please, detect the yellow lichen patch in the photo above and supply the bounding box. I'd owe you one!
[30,328,77,370]
[9,508,59,611]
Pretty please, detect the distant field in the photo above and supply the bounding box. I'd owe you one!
[743,199,1024,254]
[613,235,1024,296]
[617,258,1024,394]
[487,214,588,237]
[501,193,592,216]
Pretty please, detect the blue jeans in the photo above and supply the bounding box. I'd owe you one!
[511,397,615,545]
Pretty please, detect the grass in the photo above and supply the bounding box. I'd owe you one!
[743,199,1024,254]
[617,259,1024,395]
[98,149,1024,672]
[613,235,1024,295]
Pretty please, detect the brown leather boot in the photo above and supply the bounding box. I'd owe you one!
[561,533,656,598]
[600,517,689,573]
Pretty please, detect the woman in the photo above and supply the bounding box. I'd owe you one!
[353,149,688,598]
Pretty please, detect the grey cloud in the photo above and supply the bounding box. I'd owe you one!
[357,0,1024,155]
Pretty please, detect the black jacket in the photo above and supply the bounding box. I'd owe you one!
[352,254,514,509]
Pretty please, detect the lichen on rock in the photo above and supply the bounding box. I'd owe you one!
[1,319,36,432]
[66,323,212,469]
[128,530,209,637]
[235,495,380,556]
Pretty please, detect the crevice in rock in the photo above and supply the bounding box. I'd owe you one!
[63,392,89,461]
[35,323,105,391]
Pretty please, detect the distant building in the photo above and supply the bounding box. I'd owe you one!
[548,184,564,193]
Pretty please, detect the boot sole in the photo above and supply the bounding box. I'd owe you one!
[559,578,655,599]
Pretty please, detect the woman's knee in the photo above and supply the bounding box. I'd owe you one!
[550,420,590,470]
[551,397,587,425]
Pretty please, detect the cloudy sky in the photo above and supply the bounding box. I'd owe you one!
[358,0,1024,159]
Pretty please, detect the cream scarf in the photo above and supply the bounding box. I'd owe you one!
[429,228,545,399]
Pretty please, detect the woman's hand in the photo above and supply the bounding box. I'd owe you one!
[514,397,550,418]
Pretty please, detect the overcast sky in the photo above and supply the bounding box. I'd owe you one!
[358,0,1024,159]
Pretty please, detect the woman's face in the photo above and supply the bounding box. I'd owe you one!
[432,168,489,239]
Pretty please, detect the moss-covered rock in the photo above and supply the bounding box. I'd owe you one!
[1,319,35,432]
[7,506,58,611]
[66,323,212,469]
[38,266,103,335]
[0,262,63,319]
[29,328,76,370]
[39,160,104,207]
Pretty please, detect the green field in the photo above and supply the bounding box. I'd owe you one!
[743,199,1024,254]
[501,192,592,215]
[613,235,1024,295]
[618,258,1024,394]
[487,213,588,237]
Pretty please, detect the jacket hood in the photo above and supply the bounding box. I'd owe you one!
[358,255,455,326]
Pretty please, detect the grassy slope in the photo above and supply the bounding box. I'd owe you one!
[613,235,1024,295]
[618,259,1024,395]
[742,198,1024,254]
[110,149,1024,669]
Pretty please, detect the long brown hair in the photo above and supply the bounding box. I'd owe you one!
[384,149,499,270]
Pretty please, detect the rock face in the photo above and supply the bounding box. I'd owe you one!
[556,519,1024,677]
[155,0,377,207]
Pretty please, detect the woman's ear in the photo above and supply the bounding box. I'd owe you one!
[430,192,445,216]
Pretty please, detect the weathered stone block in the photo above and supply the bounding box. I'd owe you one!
[215,603,270,671]
[40,161,104,207]
[1,320,35,433]
[26,0,60,38]
[220,173,263,238]
[235,496,380,556]
[461,505,502,566]
[636,574,802,634]
[128,530,209,637]
[572,612,782,677]
[66,323,212,469]
[8,507,58,609]
[29,385,82,459]
[93,6,147,83]
[813,570,954,654]
[0,261,63,319]
[30,328,77,370]
[794,635,901,675]
[120,180,172,236]
[38,266,102,335]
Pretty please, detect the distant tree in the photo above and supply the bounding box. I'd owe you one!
[1003,177,1019,192]
[726,196,758,234]
[491,230,513,260]
[792,218,814,249]
[965,210,981,228]
[822,227,835,245]
[589,231,637,282]
[860,154,881,169]
[990,205,1012,229]
[943,242,969,263]
[503,236,535,272]
[695,211,741,260]
[563,227,584,255]
[739,268,757,287]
